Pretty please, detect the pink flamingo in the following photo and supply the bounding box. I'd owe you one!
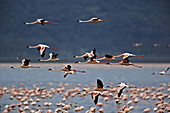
[27,44,58,58]
[114,52,144,60]
[23,19,59,26]
[48,64,85,78]
[96,54,121,61]
[11,59,40,69]
[74,48,97,60]
[152,67,170,75]
[76,17,112,23]
[107,58,143,68]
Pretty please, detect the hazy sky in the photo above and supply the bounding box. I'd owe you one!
[0,0,170,62]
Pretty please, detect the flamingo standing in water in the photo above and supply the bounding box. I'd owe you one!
[48,64,85,78]
[38,53,61,61]
[11,59,40,69]
[152,67,170,75]
[74,48,97,60]
[23,19,59,26]
[27,44,58,58]
[114,53,144,60]
[107,58,142,68]
[76,17,112,23]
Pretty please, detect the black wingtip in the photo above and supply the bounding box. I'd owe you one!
[77,92,81,95]
[116,100,120,104]
[48,68,52,71]
[106,86,111,88]
[97,78,100,81]
[106,62,111,65]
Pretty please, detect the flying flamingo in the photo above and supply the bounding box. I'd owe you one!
[96,54,121,61]
[86,79,110,104]
[117,83,129,97]
[48,64,85,78]
[27,44,58,58]
[152,67,170,75]
[11,59,40,69]
[76,17,112,23]
[63,71,77,78]
[91,91,101,105]
[74,48,97,60]
[114,53,144,60]
[107,58,143,68]
[38,53,61,61]
[91,79,110,92]
[75,57,110,64]
[23,19,59,26]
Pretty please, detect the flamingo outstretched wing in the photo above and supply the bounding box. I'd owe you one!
[97,79,104,88]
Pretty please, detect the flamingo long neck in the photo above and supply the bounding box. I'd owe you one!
[79,20,90,23]
[25,22,37,24]
[28,46,39,48]
[11,66,21,69]
[75,55,84,58]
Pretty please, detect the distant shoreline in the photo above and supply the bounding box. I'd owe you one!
[1,62,169,69]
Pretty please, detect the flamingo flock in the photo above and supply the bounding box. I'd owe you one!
[1,81,170,113]
[4,16,169,113]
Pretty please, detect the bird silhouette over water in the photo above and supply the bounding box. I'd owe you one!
[23,19,59,26]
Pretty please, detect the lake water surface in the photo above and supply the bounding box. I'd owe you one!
[0,63,169,113]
